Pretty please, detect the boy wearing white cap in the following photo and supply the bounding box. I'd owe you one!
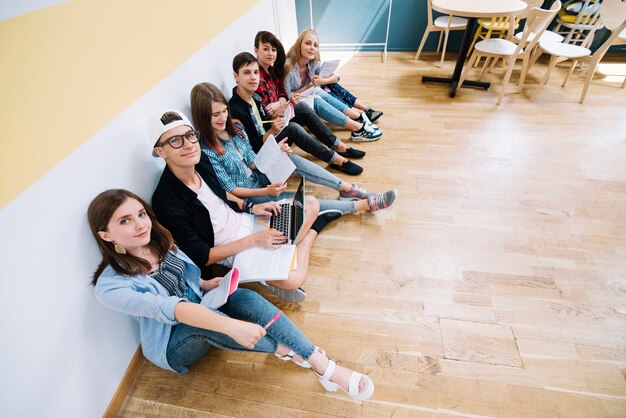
[149,110,319,303]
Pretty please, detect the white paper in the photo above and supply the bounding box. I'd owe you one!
[200,268,239,309]
[319,59,340,78]
[298,86,320,108]
[282,103,294,129]
[253,134,296,184]
[233,244,296,283]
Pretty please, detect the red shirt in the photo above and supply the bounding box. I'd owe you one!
[256,65,289,109]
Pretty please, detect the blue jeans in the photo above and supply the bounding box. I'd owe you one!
[313,89,350,128]
[326,82,357,107]
[247,160,356,214]
[166,288,315,370]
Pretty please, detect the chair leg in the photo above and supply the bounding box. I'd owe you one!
[528,46,542,73]
[621,77,626,89]
[459,52,479,87]
[562,60,578,87]
[488,56,499,73]
[579,63,597,104]
[518,54,530,94]
[415,27,432,60]
[478,57,492,80]
[497,56,516,105]
[531,55,558,101]
[467,27,482,58]
[439,28,451,68]
[436,31,443,53]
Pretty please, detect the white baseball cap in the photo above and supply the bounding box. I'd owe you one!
[147,110,193,157]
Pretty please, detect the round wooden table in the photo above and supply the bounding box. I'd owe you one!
[422,0,528,97]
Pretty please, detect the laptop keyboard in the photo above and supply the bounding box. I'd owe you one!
[270,203,292,237]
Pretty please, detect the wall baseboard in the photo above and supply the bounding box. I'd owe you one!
[103,346,144,418]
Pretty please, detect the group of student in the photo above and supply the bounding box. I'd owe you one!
[87,29,398,402]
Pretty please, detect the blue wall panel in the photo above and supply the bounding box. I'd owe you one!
[295,0,463,52]
[295,0,624,53]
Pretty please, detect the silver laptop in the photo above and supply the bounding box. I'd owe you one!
[252,176,305,245]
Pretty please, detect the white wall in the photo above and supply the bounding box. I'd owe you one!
[0,1,296,416]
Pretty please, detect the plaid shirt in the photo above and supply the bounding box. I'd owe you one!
[200,128,261,193]
[257,65,289,108]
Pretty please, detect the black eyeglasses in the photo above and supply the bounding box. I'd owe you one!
[156,130,199,149]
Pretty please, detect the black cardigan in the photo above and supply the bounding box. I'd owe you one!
[228,87,271,154]
[151,154,242,279]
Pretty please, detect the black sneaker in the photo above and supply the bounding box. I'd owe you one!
[329,160,363,175]
[337,147,366,159]
[365,108,383,123]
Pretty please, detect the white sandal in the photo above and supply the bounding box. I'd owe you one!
[315,359,375,402]
[275,346,326,369]
[275,350,311,368]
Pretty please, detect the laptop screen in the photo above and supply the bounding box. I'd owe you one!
[290,176,305,242]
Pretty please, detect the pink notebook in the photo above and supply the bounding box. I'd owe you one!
[200,268,240,309]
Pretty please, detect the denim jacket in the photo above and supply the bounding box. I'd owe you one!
[94,249,203,373]
[283,60,321,97]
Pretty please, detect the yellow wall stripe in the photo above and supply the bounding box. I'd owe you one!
[0,0,259,208]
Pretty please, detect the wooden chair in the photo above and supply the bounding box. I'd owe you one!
[531,0,626,103]
[553,0,603,45]
[414,0,468,68]
[514,0,564,45]
[459,0,562,105]
[470,0,543,66]
[467,17,520,59]
[513,0,565,73]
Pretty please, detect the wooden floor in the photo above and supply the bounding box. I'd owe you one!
[119,52,626,417]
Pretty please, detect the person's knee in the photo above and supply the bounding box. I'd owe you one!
[305,196,320,216]
[285,123,307,138]
[230,288,265,305]
[283,275,306,289]
[295,102,313,115]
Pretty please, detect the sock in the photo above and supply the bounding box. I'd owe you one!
[311,211,343,233]
[353,123,366,133]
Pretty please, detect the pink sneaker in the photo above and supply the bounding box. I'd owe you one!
[339,184,375,201]
[367,190,397,212]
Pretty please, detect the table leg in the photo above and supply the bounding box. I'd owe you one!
[422,17,491,97]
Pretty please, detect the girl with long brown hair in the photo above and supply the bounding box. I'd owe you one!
[88,188,374,400]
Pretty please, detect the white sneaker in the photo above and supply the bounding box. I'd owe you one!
[351,126,382,142]
[261,282,307,303]
[360,112,378,130]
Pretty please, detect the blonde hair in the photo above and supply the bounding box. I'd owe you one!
[285,29,321,77]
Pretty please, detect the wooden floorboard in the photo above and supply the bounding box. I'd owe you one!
[119,51,626,417]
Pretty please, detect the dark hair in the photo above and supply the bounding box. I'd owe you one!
[232,52,258,73]
[87,189,174,285]
[155,111,184,145]
[254,31,286,79]
[190,82,243,155]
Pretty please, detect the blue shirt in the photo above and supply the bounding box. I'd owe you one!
[200,129,262,193]
[94,249,203,373]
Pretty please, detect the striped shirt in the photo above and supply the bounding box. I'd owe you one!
[149,252,188,298]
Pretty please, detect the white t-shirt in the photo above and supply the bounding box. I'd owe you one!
[194,176,249,246]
